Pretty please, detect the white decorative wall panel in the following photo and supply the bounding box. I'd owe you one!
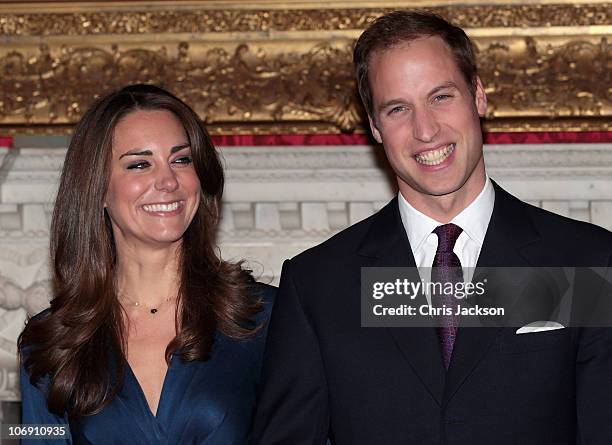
[1,142,611,406]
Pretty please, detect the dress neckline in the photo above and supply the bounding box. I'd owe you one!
[124,354,175,419]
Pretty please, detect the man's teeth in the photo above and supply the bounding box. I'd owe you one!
[415,144,455,166]
[143,202,181,212]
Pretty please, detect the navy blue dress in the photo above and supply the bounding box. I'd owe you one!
[20,284,275,444]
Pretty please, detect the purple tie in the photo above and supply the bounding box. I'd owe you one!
[431,223,463,369]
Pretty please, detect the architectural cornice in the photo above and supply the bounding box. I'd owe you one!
[0,1,609,134]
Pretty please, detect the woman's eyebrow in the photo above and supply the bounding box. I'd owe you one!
[118,143,189,159]
[170,143,190,154]
[119,149,152,159]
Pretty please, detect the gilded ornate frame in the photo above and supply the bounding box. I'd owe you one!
[1,0,610,134]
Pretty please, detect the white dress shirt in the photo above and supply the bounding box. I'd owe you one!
[398,177,495,302]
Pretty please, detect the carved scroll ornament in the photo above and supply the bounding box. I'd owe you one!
[0,1,610,134]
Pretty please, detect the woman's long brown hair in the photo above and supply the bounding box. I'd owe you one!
[18,84,260,417]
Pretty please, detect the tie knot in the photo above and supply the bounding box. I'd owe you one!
[433,223,463,253]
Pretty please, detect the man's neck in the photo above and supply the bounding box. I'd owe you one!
[399,173,487,223]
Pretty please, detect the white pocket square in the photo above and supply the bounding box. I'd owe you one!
[515,321,565,334]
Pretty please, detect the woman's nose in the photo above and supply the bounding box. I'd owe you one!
[154,165,179,192]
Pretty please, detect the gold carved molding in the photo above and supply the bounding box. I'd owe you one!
[0,1,610,135]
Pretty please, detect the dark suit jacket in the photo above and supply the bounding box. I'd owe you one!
[252,183,612,445]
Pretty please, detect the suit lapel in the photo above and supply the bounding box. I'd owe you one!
[358,199,446,406]
[359,186,545,406]
[443,181,542,404]
[475,182,541,269]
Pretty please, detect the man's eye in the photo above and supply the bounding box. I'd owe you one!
[434,94,452,102]
[126,161,150,170]
[173,156,193,165]
[388,106,406,115]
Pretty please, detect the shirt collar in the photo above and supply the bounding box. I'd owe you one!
[452,176,494,246]
[398,192,440,254]
[398,176,495,251]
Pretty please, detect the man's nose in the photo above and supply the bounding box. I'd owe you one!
[154,165,179,192]
[412,107,440,142]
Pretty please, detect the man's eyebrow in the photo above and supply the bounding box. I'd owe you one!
[118,143,190,159]
[378,98,408,112]
[428,82,459,96]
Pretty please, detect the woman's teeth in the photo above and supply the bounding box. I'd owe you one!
[415,144,455,166]
[143,202,181,212]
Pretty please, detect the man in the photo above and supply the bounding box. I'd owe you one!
[252,11,612,444]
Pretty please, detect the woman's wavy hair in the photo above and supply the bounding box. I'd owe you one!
[19,84,260,417]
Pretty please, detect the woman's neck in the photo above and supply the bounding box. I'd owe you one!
[115,243,181,308]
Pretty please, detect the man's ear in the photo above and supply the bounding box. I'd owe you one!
[474,76,487,117]
[368,115,383,144]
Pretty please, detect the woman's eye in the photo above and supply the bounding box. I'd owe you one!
[126,161,150,170]
[173,156,193,165]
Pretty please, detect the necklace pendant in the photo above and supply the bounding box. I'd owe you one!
[150,308,158,314]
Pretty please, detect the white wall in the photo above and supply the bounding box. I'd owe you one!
[1,142,612,404]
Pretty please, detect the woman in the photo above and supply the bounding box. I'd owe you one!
[19,84,274,444]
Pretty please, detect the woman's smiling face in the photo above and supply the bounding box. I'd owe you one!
[104,109,201,251]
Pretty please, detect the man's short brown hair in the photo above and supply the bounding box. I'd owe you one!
[354,10,478,118]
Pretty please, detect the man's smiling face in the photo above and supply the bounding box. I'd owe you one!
[368,36,487,210]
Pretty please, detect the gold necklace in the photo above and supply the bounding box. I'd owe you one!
[120,294,175,314]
